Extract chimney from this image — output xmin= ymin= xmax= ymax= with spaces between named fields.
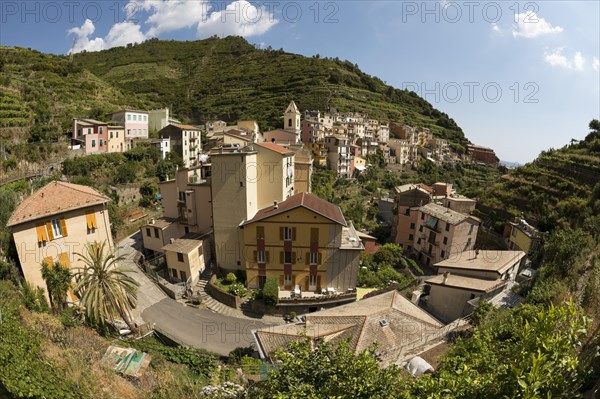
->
xmin=273 ymin=201 xmax=278 ymax=209
xmin=443 ymin=271 xmax=450 ymax=284
xmin=170 ymin=238 xmax=175 ymax=244
xmin=475 ymin=249 xmax=480 ymax=258
xmin=150 ymin=219 xmax=155 ymax=225
xmin=411 ymin=290 xmax=422 ymax=304
xmin=271 ymin=138 xmax=275 ymax=143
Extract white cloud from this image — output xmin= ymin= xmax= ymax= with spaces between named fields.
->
xmin=67 ymin=0 xmax=278 ymax=53
xmin=68 ymin=19 xmax=147 ymax=53
xmin=512 ymin=12 xmax=563 ymax=38
xmin=593 ymin=57 xmax=600 ymax=72
xmin=198 ymin=0 xmax=279 ymax=38
xmin=491 ymin=23 xmax=502 ymax=35
xmin=544 ymin=48 xmax=585 ymax=71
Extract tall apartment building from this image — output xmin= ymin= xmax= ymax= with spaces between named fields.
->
xmin=467 ymin=144 xmax=498 ymax=165
xmin=210 ymin=142 xmax=295 ymax=271
xmin=158 ymin=124 xmax=202 ymax=168
xmin=324 ymin=135 xmax=353 ymax=177
xmin=412 ymin=203 xmax=480 ymax=266
xmin=391 ymin=184 xmax=433 ymax=250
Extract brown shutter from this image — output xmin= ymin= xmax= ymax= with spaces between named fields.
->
xmin=266 ymin=251 xmax=270 ymax=263
xmin=292 ymin=227 xmax=297 ymax=241
xmin=292 ymin=275 xmax=296 ymax=286
xmin=60 ymin=218 xmax=68 ymax=237
xmin=317 ymin=276 xmax=322 ymax=291
xmin=311 ymin=228 xmax=318 ymax=242
xmin=59 ymin=252 xmax=71 ymax=269
xmin=42 ymin=256 xmax=53 ymax=267
xmin=46 ymin=221 xmax=54 ymax=241
xmin=279 ymin=275 xmax=284 ymax=287
xmin=318 ymin=252 xmax=323 ymax=265
xmin=253 ymin=250 xmax=257 ymax=262
xmin=279 ymin=227 xmax=284 ymax=240
xmin=304 ymin=276 xmax=309 ymax=291
xmin=305 ymin=252 xmax=310 ymax=265
xmin=279 ymin=251 xmax=284 ymax=264
xmin=292 ymin=252 xmax=296 ymax=264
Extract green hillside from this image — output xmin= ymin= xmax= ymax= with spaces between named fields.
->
xmin=72 ymin=36 xmax=467 ymax=145
xmin=0 ymin=46 xmax=157 ymax=143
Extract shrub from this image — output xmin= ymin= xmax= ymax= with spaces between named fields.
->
xmin=263 ymin=278 xmax=279 ymax=305
xmin=224 ymin=272 xmax=237 ymax=284
xmin=229 ymin=283 xmax=247 ymax=298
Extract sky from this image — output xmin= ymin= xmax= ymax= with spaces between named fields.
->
xmin=1 ymin=1 xmax=599 ymax=163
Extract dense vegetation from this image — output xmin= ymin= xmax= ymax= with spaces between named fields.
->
xmin=250 ymin=302 xmax=598 ymax=398
xmin=72 ymin=36 xmax=467 ymax=146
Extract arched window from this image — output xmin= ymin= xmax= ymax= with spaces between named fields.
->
xmin=288 ymin=119 xmax=292 ymax=127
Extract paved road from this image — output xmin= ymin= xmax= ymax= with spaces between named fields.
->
xmin=142 ymin=298 xmax=272 ymax=356
xmin=116 ymin=232 xmax=167 ymax=324
xmin=118 ymin=232 xmax=276 ymax=355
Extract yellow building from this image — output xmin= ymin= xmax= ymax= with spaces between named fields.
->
xmin=305 ymin=141 xmax=327 ymax=166
xmin=162 ymin=234 xmax=211 ymax=284
xmin=241 ymin=192 xmax=363 ymax=294
xmin=504 ymin=219 xmax=542 ymax=254
xmin=7 ymin=181 xmax=114 ymax=298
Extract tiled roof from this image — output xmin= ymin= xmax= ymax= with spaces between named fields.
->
xmin=419 ymin=202 xmax=474 ymax=225
xmin=426 ymin=274 xmax=506 ymax=292
xmin=253 ymin=290 xmax=445 ymax=362
xmin=7 ymin=181 xmax=111 ymax=227
xmin=243 ymin=192 xmax=346 ymax=226
xmin=434 ymin=250 xmax=526 ymax=274
xmin=254 ymin=142 xmax=294 ymax=155
xmin=172 ymin=123 xmax=201 ymax=131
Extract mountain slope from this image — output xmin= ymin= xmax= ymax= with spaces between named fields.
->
xmin=73 ymin=36 xmax=467 ymax=145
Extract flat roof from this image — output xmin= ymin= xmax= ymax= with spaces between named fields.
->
xmin=426 ymin=274 xmax=506 ymax=292
xmin=162 ymin=237 xmax=203 ymax=253
xmin=434 ymin=250 xmax=526 ymax=274
xmin=419 ymin=202 xmax=475 ymax=225
xmin=143 ymin=217 xmax=176 ymax=230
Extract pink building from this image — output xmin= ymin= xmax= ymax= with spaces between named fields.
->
xmin=72 ymin=118 xmax=109 ymax=154
xmin=106 ymin=109 xmax=149 ymax=140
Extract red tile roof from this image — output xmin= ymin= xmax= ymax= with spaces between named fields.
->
xmin=7 ymin=181 xmax=111 ymax=227
xmin=172 ymin=123 xmax=201 ymax=131
xmin=244 ymin=192 xmax=346 ymax=226
xmin=255 ymin=142 xmax=294 ymax=155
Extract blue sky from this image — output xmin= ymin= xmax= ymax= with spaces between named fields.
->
xmin=1 ymin=1 xmax=599 ymax=163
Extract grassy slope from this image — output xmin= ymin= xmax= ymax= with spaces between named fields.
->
xmin=72 ymin=36 xmax=468 ymax=145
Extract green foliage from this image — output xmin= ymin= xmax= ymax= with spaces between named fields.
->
xmin=20 ymin=281 xmax=49 ymax=313
xmin=0 ymin=281 xmax=79 ymax=398
xmin=130 ymin=336 xmax=217 ymax=379
xmin=224 ymin=272 xmax=237 ymax=284
xmin=543 ymin=228 xmax=593 ymax=277
xmin=358 ymin=244 xmax=414 ymax=288
xmin=252 ymin=338 xmax=408 ymax=398
xmin=40 ymin=261 xmax=71 ymax=313
xmin=262 ymin=278 xmax=279 ymax=306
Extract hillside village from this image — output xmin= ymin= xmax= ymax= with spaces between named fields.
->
xmin=0 ymin=41 xmax=598 ymax=399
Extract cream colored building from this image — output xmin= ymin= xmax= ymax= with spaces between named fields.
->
xmin=107 ymin=125 xmax=125 ymax=153
xmin=163 ymin=235 xmax=211 ymax=284
xmin=210 ymin=142 xmax=295 ymax=271
xmin=7 ymin=181 xmax=113 ymax=299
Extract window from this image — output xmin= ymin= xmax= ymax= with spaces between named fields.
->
xmin=154 ymin=228 xmax=159 ymax=238
xmin=409 ymin=234 xmax=414 ymax=241
xmin=177 ymin=253 xmax=184 ymax=263
xmin=419 ymin=226 xmax=423 ymax=232
xmin=87 ymin=128 xmax=91 ymax=134
xmin=405 ymin=208 xmax=410 ymax=216
xmin=445 ymin=223 xmax=450 ymax=232
xmin=110 ymin=131 xmax=113 ymax=139
xmin=417 ymin=238 xmax=422 ymax=245
xmin=410 ymin=223 xmax=415 ymax=230
xmin=180 ymin=271 xmax=187 ymax=282
xmin=127 ymin=115 xmax=131 ymax=121
xmin=184 ymin=227 xmax=189 ymax=234
xmin=421 ymin=213 xmax=425 ymax=220
xmin=51 ymin=218 xmax=63 ymax=238
xmin=309 ymin=274 xmax=317 ymax=287
xmin=99 ymin=139 xmax=103 ymax=147
xmin=283 ymin=227 xmax=293 ymax=241
xmin=171 ymin=268 xmax=178 ymax=278
xmin=99 ymin=127 xmax=103 ymax=134
xmin=443 ymin=236 xmax=448 ymax=245
xmin=146 ymin=228 xmax=151 ymax=237
xmin=284 ymin=273 xmax=292 ymax=286
xmin=92 ymin=140 xmax=96 ymax=148
xmin=288 ymin=119 xmax=292 ymax=127
xmin=257 ymin=250 xmax=266 ymax=263
xmin=143 ymin=115 xmax=147 ymax=121
xmin=256 ymin=226 xmax=265 ymax=239
xmin=133 ymin=115 xmax=137 ymax=121
xmin=441 ymin=250 xmax=446 ymax=258
xmin=284 ymin=251 xmax=292 ymax=264
xmin=310 ymin=252 xmax=318 ymax=265
xmin=469 ymin=224 xmax=474 ymax=235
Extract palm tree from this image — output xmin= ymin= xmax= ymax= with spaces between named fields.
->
xmin=74 ymin=240 xmax=139 ymax=333
xmin=41 ymin=260 xmax=71 ymax=313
